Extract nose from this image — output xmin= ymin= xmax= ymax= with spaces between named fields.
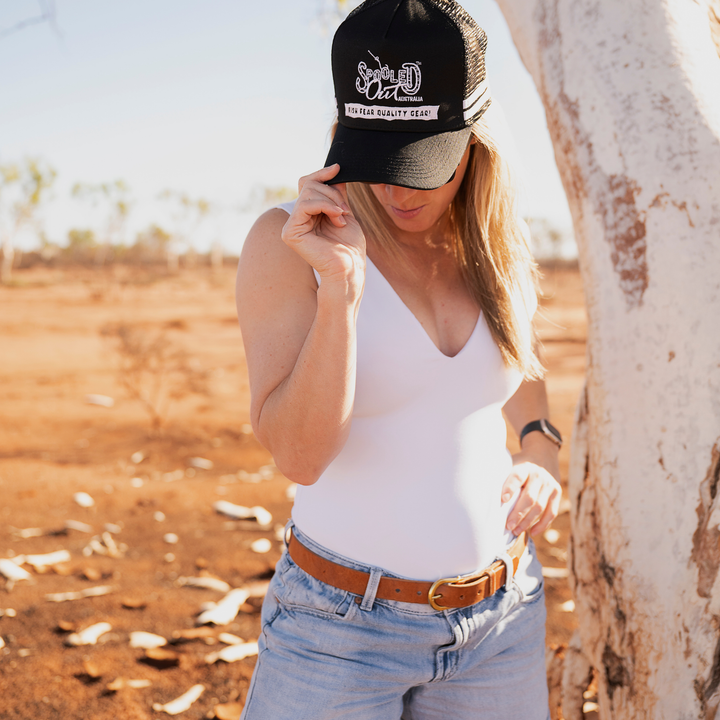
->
xmin=382 ymin=184 xmax=419 ymax=206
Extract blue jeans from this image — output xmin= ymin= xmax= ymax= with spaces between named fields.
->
xmin=241 ymin=524 xmax=549 ymax=719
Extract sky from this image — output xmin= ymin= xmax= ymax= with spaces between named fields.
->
xmin=0 ymin=0 xmax=573 ymax=255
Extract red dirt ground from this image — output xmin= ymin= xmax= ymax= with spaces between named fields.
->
xmin=0 ymin=263 xmax=586 ymax=719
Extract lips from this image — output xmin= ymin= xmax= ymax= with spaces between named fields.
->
xmin=390 ymin=205 xmax=425 ymax=220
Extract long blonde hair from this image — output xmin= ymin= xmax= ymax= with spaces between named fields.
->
xmin=344 ymin=115 xmax=543 ymax=379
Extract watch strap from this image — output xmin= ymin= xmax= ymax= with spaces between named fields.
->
xmin=519 ymin=419 xmax=562 ymax=448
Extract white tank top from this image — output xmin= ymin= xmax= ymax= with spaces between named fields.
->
xmin=274 ymin=201 xmax=536 ymax=579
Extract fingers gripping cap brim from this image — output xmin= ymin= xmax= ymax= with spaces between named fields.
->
xmin=324 ymin=124 xmax=473 ymax=190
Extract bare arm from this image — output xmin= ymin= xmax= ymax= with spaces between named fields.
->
xmin=236 ymin=165 xmax=365 ymax=485
xmin=501 ymin=372 xmax=562 ymax=536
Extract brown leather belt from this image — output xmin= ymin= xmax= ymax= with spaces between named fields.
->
xmin=287 ymin=530 xmax=528 ymax=611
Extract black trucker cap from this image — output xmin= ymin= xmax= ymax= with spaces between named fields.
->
xmin=324 ymin=0 xmax=491 ymax=190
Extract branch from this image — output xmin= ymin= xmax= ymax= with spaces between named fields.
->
xmin=0 ymin=0 xmax=59 ymax=40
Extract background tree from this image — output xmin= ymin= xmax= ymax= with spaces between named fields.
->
xmin=71 ymin=179 xmax=131 ymax=266
xmin=131 ymin=224 xmax=172 ymax=265
xmin=525 ymin=216 xmax=569 ymax=261
xmin=0 ymin=0 xmax=58 ymax=40
xmin=492 ymin=0 xmax=720 ymax=717
xmin=0 ymin=158 xmax=56 ymax=283
xmin=158 ymin=191 xmax=211 ymax=270
xmin=64 ymin=227 xmax=97 ymax=264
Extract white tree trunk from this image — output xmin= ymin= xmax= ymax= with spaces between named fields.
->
xmin=495 ymin=0 xmax=720 ymax=717
xmin=210 ymin=241 xmax=224 ymax=271
xmin=1 ymin=239 xmax=14 ymax=284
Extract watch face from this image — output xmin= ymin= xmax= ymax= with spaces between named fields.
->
xmin=541 ymin=419 xmax=562 ymax=445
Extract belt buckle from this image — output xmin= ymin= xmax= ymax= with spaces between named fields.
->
xmin=428 ymin=571 xmax=490 ymax=612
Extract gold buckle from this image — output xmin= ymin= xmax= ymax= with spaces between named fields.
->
xmin=428 ymin=576 xmax=457 ymax=611
xmin=428 ymin=571 xmax=490 ymax=611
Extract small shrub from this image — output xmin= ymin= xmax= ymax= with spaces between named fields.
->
xmin=102 ymin=323 xmax=208 ymax=433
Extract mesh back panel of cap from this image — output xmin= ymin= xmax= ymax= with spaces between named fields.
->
xmin=425 ymin=0 xmax=488 ymax=101
xmin=344 ymin=0 xmax=488 ymax=109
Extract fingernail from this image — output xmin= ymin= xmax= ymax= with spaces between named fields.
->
xmin=501 ymin=492 xmax=511 ymax=502
xmin=337 ymin=216 xmax=347 ymax=226
xmin=341 ymin=203 xmax=350 ymax=212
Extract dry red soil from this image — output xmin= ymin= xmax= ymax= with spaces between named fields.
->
xmin=0 ymin=263 xmax=586 ymax=719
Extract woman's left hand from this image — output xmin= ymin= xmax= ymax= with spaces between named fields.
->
xmin=501 ymin=441 xmax=562 ymax=537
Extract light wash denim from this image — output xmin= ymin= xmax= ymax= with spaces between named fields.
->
xmin=241 ymin=523 xmax=550 ymax=720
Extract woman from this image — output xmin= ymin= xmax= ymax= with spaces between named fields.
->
xmin=236 ymin=1 xmax=561 ymax=718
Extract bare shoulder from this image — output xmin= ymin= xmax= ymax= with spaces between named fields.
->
xmin=237 ymin=208 xmax=317 ymax=316
xmin=237 ymin=208 xmax=315 ymax=293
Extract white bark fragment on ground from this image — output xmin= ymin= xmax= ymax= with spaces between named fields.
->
xmin=22 ymin=550 xmax=72 ymax=571
xmin=65 ymin=520 xmax=93 ymax=533
xmin=196 ymin=588 xmax=249 ymax=625
xmin=83 ymin=533 xmax=124 ymax=558
xmin=66 ymin=622 xmax=112 ymax=646
xmin=152 ymin=684 xmax=205 ymax=715
xmin=85 ymin=394 xmax=114 ymax=408
xmin=107 ymin=677 xmax=151 ymax=691
xmin=213 ymin=500 xmax=272 ymax=528
xmin=73 ymin=492 xmax=95 ymax=508
xmin=205 ymin=641 xmax=259 ymax=664
xmin=189 ymin=457 xmax=213 ymax=470
xmin=250 ymin=538 xmax=272 ymax=554
xmin=244 ymin=580 xmax=271 ymax=599
xmin=9 ymin=527 xmax=46 ymax=539
xmin=541 ymin=567 xmax=569 ymax=578
xmin=46 ymin=585 xmax=114 ymax=602
xmin=0 ymin=559 xmax=32 ymax=582
xmin=177 ymin=576 xmax=231 ymax=593
xmin=172 ymin=626 xmax=215 ymax=640
xmin=129 ymin=631 xmax=167 ymax=649
xmin=214 ymin=702 xmax=244 ymax=720
xmin=218 ymin=632 xmax=244 ymax=645
xmin=544 ymin=529 xmax=560 ymax=544
xmin=145 ymin=647 xmax=179 ymax=663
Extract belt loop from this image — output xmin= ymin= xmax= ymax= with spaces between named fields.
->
xmin=360 ymin=567 xmax=383 ymax=611
xmin=497 ymin=552 xmax=515 ymax=592
xmin=284 ymin=520 xmax=294 ymax=550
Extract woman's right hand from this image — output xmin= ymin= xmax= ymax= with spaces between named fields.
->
xmin=281 ymin=164 xmax=366 ymax=286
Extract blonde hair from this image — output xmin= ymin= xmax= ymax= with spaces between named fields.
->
xmin=344 ymin=115 xmax=543 ymax=379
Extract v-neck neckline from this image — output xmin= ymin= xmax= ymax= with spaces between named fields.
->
xmin=365 ymin=255 xmax=481 ymax=359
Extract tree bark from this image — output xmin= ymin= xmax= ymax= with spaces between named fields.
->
xmin=494 ymin=0 xmax=720 ymax=717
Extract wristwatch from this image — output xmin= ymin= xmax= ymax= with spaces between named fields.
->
xmin=519 ymin=419 xmax=563 ymax=448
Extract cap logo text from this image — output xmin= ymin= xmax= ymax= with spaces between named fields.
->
xmin=356 ymin=52 xmax=422 ymax=102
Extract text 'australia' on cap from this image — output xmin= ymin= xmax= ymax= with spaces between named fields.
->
xmin=325 ymin=0 xmax=492 ymax=190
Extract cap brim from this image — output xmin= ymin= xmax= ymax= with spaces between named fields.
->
xmin=324 ymin=123 xmax=473 ymax=190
